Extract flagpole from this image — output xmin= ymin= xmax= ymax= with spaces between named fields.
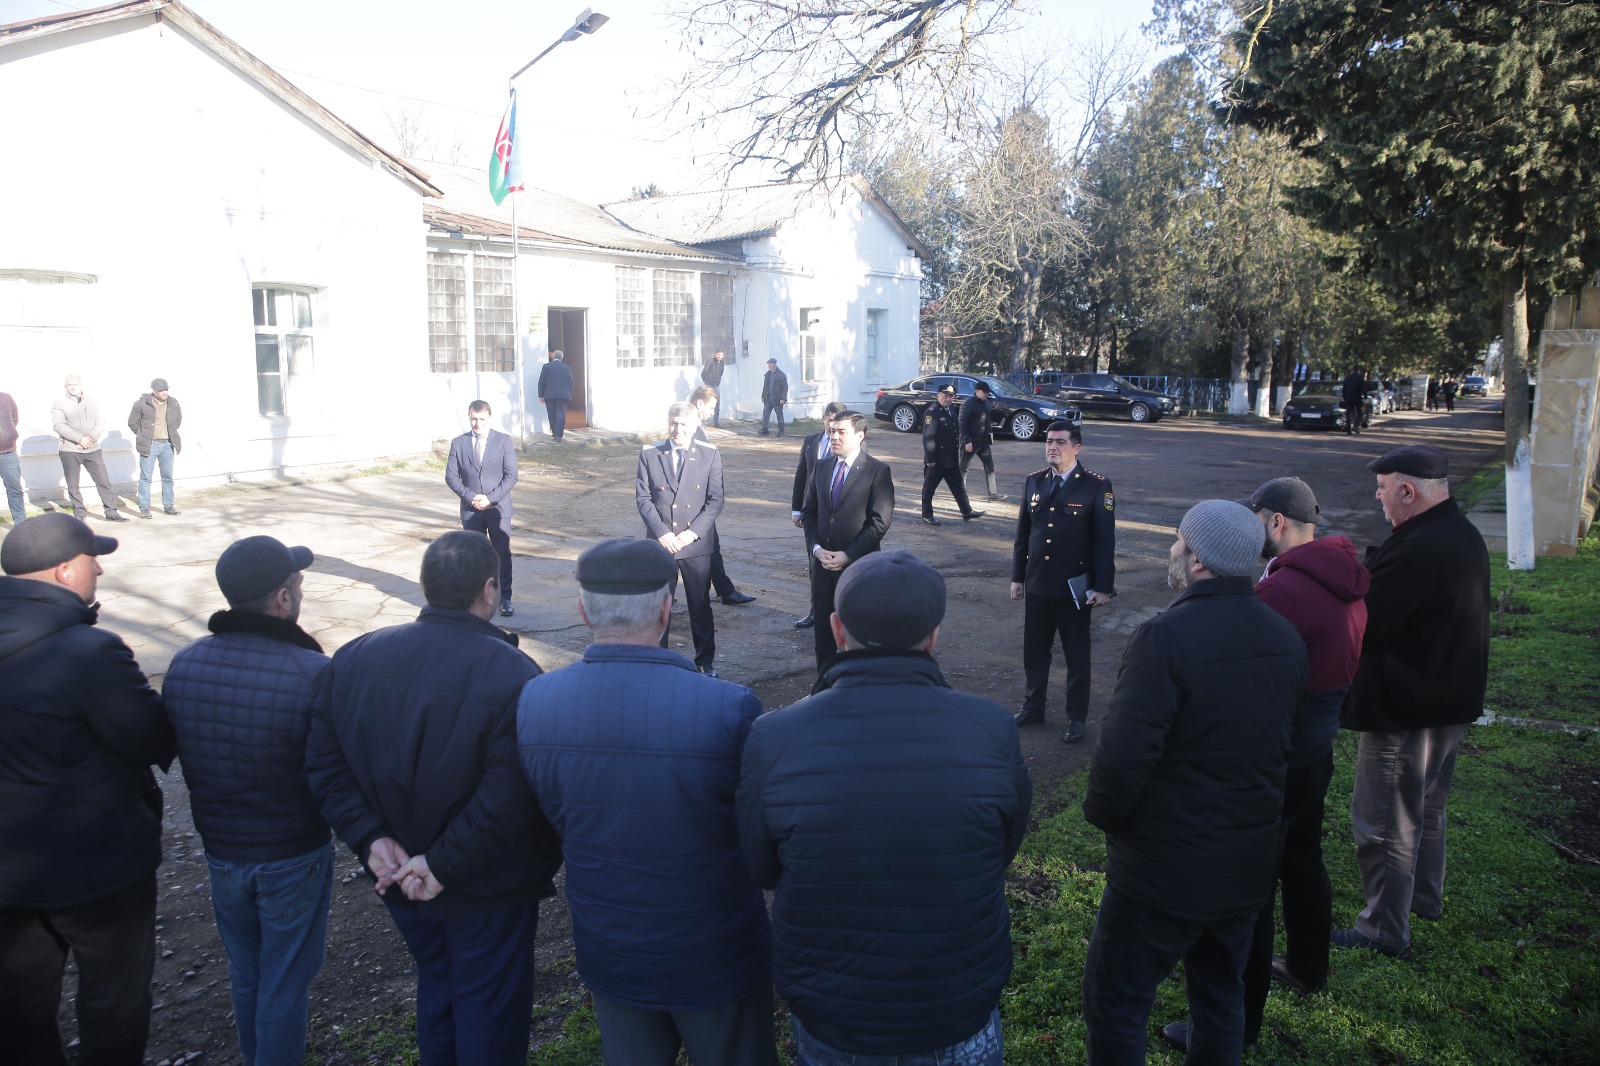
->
xmin=502 ymin=8 xmax=610 ymax=452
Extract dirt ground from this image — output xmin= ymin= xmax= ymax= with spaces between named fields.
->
xmin=53 ymin=399 xmax=1507 ymax=1064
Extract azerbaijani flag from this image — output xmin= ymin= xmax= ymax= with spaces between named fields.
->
xmin=489 ymin=89 xmax=523 ymax=205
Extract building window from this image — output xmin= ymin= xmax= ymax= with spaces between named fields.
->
xmin=616 ymin=266 xmax=646 ymax=368
xmin=0 ymin=271 xmax=96 ymax=326
xmin=652 ymin=270 xmax=695 ymax=367
xmin=428 ymin=253 xmax=467 ymax=373
xmin=252 ymin=286 xmax=316 ymax=417
xmin=865 ymin=308 xmax=885 ymax=379
xmin=800 ymin=306 xmax=822 ymax=382
xmin=473 ymin=257 xmax=514 ymax=372
xmin=700 ymin=273 xmax=734 ymax=363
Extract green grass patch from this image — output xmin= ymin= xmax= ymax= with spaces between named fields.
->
xmin=1486 ymin=531 xmax=1600 ymax=724
xmin=1455 ymin=460 xmax=1507 ymax=513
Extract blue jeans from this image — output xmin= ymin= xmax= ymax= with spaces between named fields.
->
xmin=1082 ymin=884 xmax=1255 ymax=1065
xmin=206 ymin=844 xmax=333 ymax=1066
xmin=137 ymin=440 xmax=175 ymax=512
xmin=791 ymin=1008 xmax=1002 ymax=1066
xmin=0 ymin=450 xmax=24 ymax=522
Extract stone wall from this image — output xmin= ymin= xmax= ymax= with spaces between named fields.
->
xmin=1533 ymin=285 xmax=1600 ymax=556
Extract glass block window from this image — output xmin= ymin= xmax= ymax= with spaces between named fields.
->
xmin=699 ymin=273 xmax=734 ymax=363
xmin=652 ymin=269 xmax=695 ymax=367
xmin=473 ymin=256 xmax=514 ymax=373
xmin=616 ymin=266 xmax=646 ymax=368
xmin=427 ymin=253 xmax=467 ymax=373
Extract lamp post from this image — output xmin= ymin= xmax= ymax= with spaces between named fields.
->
xmin=508 ymin=8 xmax=609 ymax=448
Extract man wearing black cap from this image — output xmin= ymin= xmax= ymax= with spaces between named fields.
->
xmin=128 ymin=377 xmax=183 ymax=518
xmin=920 ymin=385 xmax=983 ymax=524
xmin=162 ymin=536 xmax=331 ymax=1066
xmin=759 ymin=356 xmax=788 ymax=436
xmin=738 ymin=550 xmax=1030 ymax=1065
xmin=0 ymin=513 xmax=176 ymax=1063
xmin=1083 ymin=501 xmax=1306 ymax=1065
xmin=305 ymin=530 xmax=561 ymax=1064
xmin=518 ymin=538 xmax=776 ymax=1066
xmin=1334 ymin=444 xmax=1489 ymax=960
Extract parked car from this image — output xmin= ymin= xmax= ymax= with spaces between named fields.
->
xmin=873 ymin=374 xmax=1081 ymax=442
xmin=1461 ymin=375 xmax=1490 ymax=397
xmin=1282 ymin=390 xmax=1370 ymax=431
xmin=1032 ymin=372 xmax=1180 ymax=423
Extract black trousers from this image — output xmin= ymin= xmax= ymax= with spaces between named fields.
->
xmin=709 ymin=547 xmax=736 ymax=599
xmin=961 ymin=439 xmax=998 ymax=498
xmin=661 ymin=553 xmax=715 ymax=668
xmin=0 ymin=874 xmax=158 ymax=1066
xmin=59 ymin=449 xmax=119 ymax=515
xmin=1022 ymin=593 xmax=1092 ymax=724
xmin=462 ymin=509 xmax=514 ymax=601
xmin=921 ymin=463 xmax=973 ymax=517
xmin=809 ymin=559 xmax=844 ymax=669
xmin=592 ymin=984 xmax=779 ymax=1066
xmin=544 ymin=399 xmax=569 ymax=441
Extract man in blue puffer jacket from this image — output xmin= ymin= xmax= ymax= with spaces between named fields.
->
xmin=738 ymin=550 xmax=1031 ymax=1065
xmin=164 ymin=535 xmax=331 ymax=1066
xmin=518 ymin=538 xmax=776 ymax=1066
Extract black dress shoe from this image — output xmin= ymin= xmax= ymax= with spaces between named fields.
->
xmin=163 ymin=508 xmax=182 ymax=516
xmin=1013 ymin=709 xmax=1045 ymax=727
xmin=1160 ymin=1021 xmax=1189 ymax=1052
xmin=699 ymin=666 xmax=719 ymax=678
xmin=720 ymin=591 xmax=756 ymax=605
xmin=104 ymin=511 xmax=128 ymax=523
xmin=1061 ymin=720 xmax=1086 ymax=743
xmin=498 ymin=602 xmax=515 ymax=617
xmin=963 ymin=510 xmax=986 ymax=522
xmin=794 ymin=613 xmax=814 ymax=629
xmin=921 ymin=515 xmax=942 ymax=525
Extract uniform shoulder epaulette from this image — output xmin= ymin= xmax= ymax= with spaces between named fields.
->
xmin=1028 ymin=466 xmax=1052 ymax=478
xmin=1080 ymin=468 xmax=1108 ymax=481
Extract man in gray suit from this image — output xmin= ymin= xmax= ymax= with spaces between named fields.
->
xmin=537 ymin=351 xmax=575 ymax=443
xmin=636 ymin=402 xmax=725 ymax=676
xmin=444 ymin=400 xmax=519 ymax=616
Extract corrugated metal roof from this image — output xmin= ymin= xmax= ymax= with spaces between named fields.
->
xmin=417 ymin=160 xmax=735 ymax=262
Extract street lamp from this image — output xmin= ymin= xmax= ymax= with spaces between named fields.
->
xmin=507 ymin=8 xmax=609 ymax=448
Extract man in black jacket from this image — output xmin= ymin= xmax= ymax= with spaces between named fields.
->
xmin=536 ymin=350 xmax=574 ymax=442
xmin=1334 ymin=444 xmax=1489 ymax=960
xmin=1341 ymin=367 xmax=1366 ymax=435
xmin=127 ymin=377 xmax=183 ymax=518
xmin=0 ymin=513 xmax=176 ymax=1065
xmin=759 ymin=357 xmax=788 ymax=436
xmin=306 ymin=531 xmax=561 ymax=1065
xmin=164 ymin=535 xmax=331 ymax=1066
xmin=960 ymin=380 xmax=1004 ymax=502
xmin=789 ymin=401 xmax=848 ymax=628
xmin=738 ymin=550 xmax=1030 ymax=1063
xmin=1082 ymin=500 xmax=1306 ymax=1065
xmin=920 ymin=385 xmax=982 ymax=524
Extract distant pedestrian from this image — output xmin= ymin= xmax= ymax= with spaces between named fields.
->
xmin=1 ymin=387 xmax=25 ymax=523
xmin=537 ymin=350 xmax=574 ymax=442
xmin=127 ymin=377 xmax=183 ymax=518
xmin=1426 ymin=378 xmax=1440 ymax=411
xmin=0 ymin=513 xmax=176 ymax=1064
xmin=51 ymin=374 xmax=127 ymax=522
xmin=1442 ymin=378 xmax=1458 ymax=412
xmin=700 ymin=350 xmax=726 ymax=427
xmin=920 ymin=385 xmax=983 ymax=524
xmin=519 ymin=538 xmax=778 ymax=1066
xmin=738 ymin=550 xmax=1030 ymax=1065
xmin=961 ymin=380 xmax=1005 ymax=502
xmin=1341 ymin=367 xmax=1366 ymax=435
xmin=759 ymin=357 xmax=788 ymax=437
xmin=163 ymin=536 xmax=331 ymax=1066
xmin=305 ymin=531 xmax=562 ymax=1066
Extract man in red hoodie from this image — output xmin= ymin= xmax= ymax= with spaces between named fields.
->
xmin=1162 ymin=477 xmax=1369 ymax=1054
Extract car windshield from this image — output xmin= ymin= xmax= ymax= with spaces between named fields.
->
xmin=1466 ymin=377 xmax=1486 ymax=384
xmin=1109 ymin=375 xmax=1144 ymax=391
xmin=979 ymin=376 xmax=1029 ymax=397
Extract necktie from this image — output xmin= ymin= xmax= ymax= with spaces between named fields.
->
xmin=474 ymin=434 xmax=484 ymax=463
xmin=675 ymin=448 xmax=685 ymax=480
xmin=830 ymin=459 xmax=847 ymax=507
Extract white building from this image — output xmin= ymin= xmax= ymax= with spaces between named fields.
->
xmin=0 ymin=0 xmax=437 ymax=501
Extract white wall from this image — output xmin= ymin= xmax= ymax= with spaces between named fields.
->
xmin=0 ymin=15 xmax=428 ymax=500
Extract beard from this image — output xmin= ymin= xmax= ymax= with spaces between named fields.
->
xmin=1167 ymin=550 xmax=1190 ymax=591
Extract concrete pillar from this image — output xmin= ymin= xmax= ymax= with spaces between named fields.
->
xmin=1531 ymin=286 xmax=1600 ymax=557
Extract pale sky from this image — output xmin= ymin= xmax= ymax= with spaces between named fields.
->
xmin=0 ymin=0 xmax=1154 ymax=203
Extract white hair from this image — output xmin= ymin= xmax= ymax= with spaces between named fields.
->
xmin=1395 ymin=474 xmax=1449 ymax=501
xmin=580 ymin=585 xmax=673 ymax=633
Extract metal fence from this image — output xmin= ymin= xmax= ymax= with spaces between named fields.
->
xmin=994 ymin=372 xmax=1235 ymax=414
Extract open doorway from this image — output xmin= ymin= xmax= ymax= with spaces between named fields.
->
xmin=547 ymin=307 xmax=588 ymax=429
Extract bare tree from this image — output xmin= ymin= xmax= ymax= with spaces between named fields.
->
xmin=664 ymin=0 xmax=1023 ymax=181
xmin=384 ymin=104 xmax=472 ymax=165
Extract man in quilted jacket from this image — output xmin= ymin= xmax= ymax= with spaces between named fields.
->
xmin=163 ymin=536 xmax=331 ymax=1066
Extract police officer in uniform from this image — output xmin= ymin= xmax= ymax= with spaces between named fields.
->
xmin=960 ymin=381 xmax=1005 ymax=503
xmin=921 ymin=386 xmax=983 ymax=525
xmin=1010 ymin=422 xmax=1115 ymax=743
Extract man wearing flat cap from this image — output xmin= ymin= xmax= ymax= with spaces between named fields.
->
xmin=738 ymin=550 xmax=1031 ymax=1064
xmin=128 ymin=377 xmax=183 ymax=518
xmin=518 ymin=539 xmax=777 ymax=1065
xmin=1333 ymin=444 xmax=1488 ymax=960
xmin=760 ymin=356 xmax=788 ymax=437
xmin=306 ymin=530 xmax=561 ymax=1064
xmin=0 ymin=513 xmax=176 ymax=1062
xmin=1083 ymin=501 xmax=1306 ymax=1064
xmin=163 ymin=536 xmax=331 ymax=1065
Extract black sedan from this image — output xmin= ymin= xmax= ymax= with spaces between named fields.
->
xmin=1282 ymin=391 xmax=1368 ymax=431
xmin=1461 ymin=376 xmax=1490 ymax=397
xmin=873 ymin=373 xmax=1081 ymax=442
xmin=1033 ymin=372 xmax=1179 ymax=423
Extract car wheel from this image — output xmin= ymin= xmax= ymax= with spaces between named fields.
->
xmin=1129 ymin=402 xmax=1152 ymax=423
xmin=1282 ymin=412 xmax=1294 ymax=429
xmin=1009 ymin=411 xmax=1039 ymax=442
xmin=891 ymin=403 xmax=919 ymax=432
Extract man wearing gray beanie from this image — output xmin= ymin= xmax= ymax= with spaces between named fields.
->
xmin=1082 ymin=500 xmax=1307 ymax=1064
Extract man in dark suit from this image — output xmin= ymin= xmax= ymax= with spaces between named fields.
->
xmin=760 ymin=357 xmax=788 ymax=437
xmin=1010 ymin=422 xmax=1115 ymax=744
xmin=1341 ymin=367 xmax=1366 ymax=435
xmin=801 ymin=411 xmax=894 ymax=669
xmin=921 ymin=386 xmax=982 ymax=525
xmin=700 ymin=350 xmax=726 ymax=427
xmin=444 ymin=400 xmax=518 ymax=617
xmin=789 ymin=401 xmax=849 ymax=629
xmin=689 ymin=386 xmax=756 ymax=607
xmin=537 ymin=351 xmax=575 ymax=442
xmin=636 ymin=402 xmax=725 ymax=675
xmin=961 ymin=381 xmax=1005 ymax=502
